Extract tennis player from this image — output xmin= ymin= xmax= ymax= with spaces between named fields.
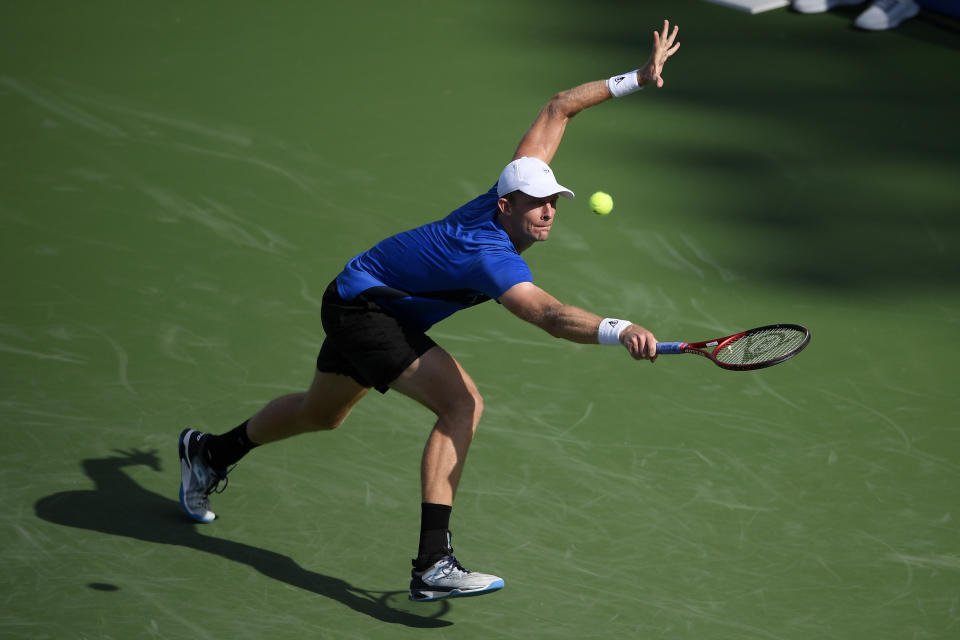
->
xmin=179 ymin=20 xmax=679 ymax=602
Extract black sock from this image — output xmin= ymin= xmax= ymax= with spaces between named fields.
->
xmin=203 ymin=421 xmax=259 ymax=469
xmin=415 ymin=503 xmax=452 ymax=570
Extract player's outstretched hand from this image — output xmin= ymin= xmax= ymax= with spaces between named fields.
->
xmin=639 ymin=19 xmax=680 ymax=88
xmin=620 ymin=324 xmax=658 ymax=362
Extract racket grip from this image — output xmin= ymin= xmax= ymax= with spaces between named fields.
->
xmin=655 ymin=342 xmax=687 ymax=354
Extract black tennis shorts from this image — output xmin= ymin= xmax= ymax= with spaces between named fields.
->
xmin=316 ymin=280 xmax=436 ymax=393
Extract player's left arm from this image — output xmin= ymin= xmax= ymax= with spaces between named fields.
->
xmin=511 ymin=19 xmax=680 ymax=165
xmin=498 ymin=281 xmax=657 ymax=361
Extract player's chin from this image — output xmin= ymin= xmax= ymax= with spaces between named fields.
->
xmin=532 ymin=226 xmax=552 ymax=241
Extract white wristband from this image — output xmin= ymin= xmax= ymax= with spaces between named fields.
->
xmin=607 ymin=70 xmax=641 ymax=98
xmin=598 ymin=318 xmax=633 ymax=346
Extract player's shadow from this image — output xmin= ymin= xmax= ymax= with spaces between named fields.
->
xmin=33 ymin=449 xmax=451 ymax=628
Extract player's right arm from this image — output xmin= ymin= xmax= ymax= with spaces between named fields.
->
xmin=498 ymin=282 xmax=657 ymax=361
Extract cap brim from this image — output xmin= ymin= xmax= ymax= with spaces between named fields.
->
xmin=521 ymin=185 xmax=575 ymax=199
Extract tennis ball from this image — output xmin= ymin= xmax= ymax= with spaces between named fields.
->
xmin=589 ymin=191 xmax=613 ymax=215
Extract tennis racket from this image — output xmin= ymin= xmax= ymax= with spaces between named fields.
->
xmin=656 ymin=324 xmax=810 ymax=371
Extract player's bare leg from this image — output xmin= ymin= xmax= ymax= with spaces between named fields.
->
xmin=246 ymin=370 xmax=370 ymax=444
xmin=179 ymin=371 xmax=368 ymax=523
xmin=390 ymin=346 xmax=503 ymax=601
xmin=390 ymin=346 xmax=482 ymax=505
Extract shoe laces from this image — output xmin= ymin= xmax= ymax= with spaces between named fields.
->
xmin=195 ymin=463 xmax=231 ymax=496
xmin=208 ymin=469 xmax=230 ymax=495
xmin=439 ymin=555 xmax=468 ymax=576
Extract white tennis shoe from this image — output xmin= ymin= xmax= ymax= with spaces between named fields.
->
xmin=854 ymin=0 xmax=919 ymax=30
xmin=409 ymin=555 xmax=504 ymax=602
xmin=178 ymin=428 xmax=228 ymax=523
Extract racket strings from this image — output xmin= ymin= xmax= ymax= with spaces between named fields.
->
xmin=715 ymin=327 xmax=807 ymax=365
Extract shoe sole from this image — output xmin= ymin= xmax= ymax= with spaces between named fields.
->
xmin=178 ymin=428 xmax=215 ymax=524
xmin=409 ymin=578 xmax=504 ymax=602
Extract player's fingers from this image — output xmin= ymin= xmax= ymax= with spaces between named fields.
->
xmin=661 ymin=26 xmax=672 ymax=48
xmin=632 ymin=334 xmax=648 ymax=360
xmin=643 ymin=332 xmax=660 ymax=361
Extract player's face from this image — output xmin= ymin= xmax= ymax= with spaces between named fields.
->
xmin=501 ymin=192 xmax=559 ymax=250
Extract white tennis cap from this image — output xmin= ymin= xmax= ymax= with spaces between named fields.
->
xmin=497 ymin=156 xmax=575 ymax=199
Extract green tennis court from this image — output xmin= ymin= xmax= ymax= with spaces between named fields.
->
xmin=2 ymin=1 xmax=958 ymax=637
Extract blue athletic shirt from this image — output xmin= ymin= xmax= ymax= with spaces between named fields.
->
xmin=335 ymin=184 xmax=532 ymax=331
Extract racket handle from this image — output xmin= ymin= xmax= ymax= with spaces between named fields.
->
xmin=655 ymin=342 xmax=687 ymax=354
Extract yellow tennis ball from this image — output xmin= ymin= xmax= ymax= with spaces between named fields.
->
xmin=589 ymin=191 xmax=613 ymax=215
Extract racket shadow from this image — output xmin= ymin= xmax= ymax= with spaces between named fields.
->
xmin=33 ymin=448 xmax=451 ymax=629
